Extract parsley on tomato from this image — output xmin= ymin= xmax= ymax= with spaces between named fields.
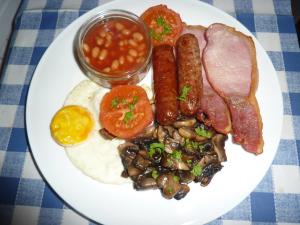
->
xmin=100 ymin=85 xmax=153 ymax=139
xmin=141 ymin=4 xmax=183 ymax=46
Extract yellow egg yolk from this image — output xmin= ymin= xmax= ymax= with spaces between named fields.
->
xmin=50 ymin=105 xmax=94 ymax=146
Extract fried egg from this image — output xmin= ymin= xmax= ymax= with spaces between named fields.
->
xmin=51 ymin=80 xmax=130 ymax=184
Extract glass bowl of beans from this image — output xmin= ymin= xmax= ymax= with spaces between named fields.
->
xmin=74 ymin=9 xmax=152 ymax=88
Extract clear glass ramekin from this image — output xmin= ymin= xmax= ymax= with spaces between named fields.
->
xmin=74 ymin=9 xmax=152 ymax=88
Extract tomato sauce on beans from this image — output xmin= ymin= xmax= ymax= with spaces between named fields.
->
xmin=82 ymin=18 xmax=148 ymax=76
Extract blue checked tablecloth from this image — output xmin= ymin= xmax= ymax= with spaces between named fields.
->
xmin=0 ymin=0 xmax=299 ymax=224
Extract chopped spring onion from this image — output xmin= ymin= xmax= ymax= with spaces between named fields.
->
xmin=178 ymin=85 xmax=191 ymax=101
xmin=191 ymin=164 xmax=202 ymax=177
xmin=195 ymin=124 xmax=213 ymax=138
xmin=148 ymin=143 xmax=165 ymax=158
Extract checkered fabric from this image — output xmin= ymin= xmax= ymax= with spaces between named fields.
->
xmin=0 ymin=0 xmax=299 ymax=224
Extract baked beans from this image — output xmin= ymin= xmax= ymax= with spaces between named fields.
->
xmin=82 ymin=17 xmax=149 ymax=76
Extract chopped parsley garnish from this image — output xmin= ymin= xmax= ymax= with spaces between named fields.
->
xmin=122 ymin=96 xmax=139 ymax=124
xmin=156 ymin=16 xmax=172 ymax=34
xmin=178 ymin=85 xmax=191 ymax=101
xmin=150 ymin=29 xmax=163 ymax=41
xmin=124 ymin=111 xmax=134 ymax=123
xmin=191 ymin=164 xmax=203 ymax=177
xmin=195 ymin=124 xmax=213 ymax=138
xmin=149 ymin=16 xmax=172 ymax=41
xmin=171 ymin=150 xmax=182 ymax=160
xmin=151 ymin=170 xmax=159 ymax=179
xmin=132 ymin=96 xmax=139 ymax=104
xmin=198 ymin=144 xmax=205 ymax=153
xmin=111 ymin=98 xmax=119 ymax=108
xmin=148 ymin=143 xmax=165 ymax=158
xmin=185 ymin=139 xmax=199 ymax=150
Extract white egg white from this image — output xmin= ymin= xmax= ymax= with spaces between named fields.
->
xmin=63 ymin=80 xmax=130 ymax=184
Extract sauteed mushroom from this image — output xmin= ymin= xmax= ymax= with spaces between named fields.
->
xmin=134 ymin=177 xmax=158 ymax=190
xmin=157 ymin=125 xmax=168 ymax=143
xmin=156 ymin=174 xmax=182 ymax=199
xmin=137 ymin=125 xmax=157 ymax=138
xmin=199 ymin=163 xmax=223 ymax=186
xmin=174 ymin=184 xmax=190 ymax=200
xmin=178 ymin=127 xmax=208 ymax=142
xmin=212 ymin=134 xmax=227 ymax=162
xmin=173 ymin=118 xmax=197 ymax=128
xmin=118 ymin=120 xmax=228 ymax=200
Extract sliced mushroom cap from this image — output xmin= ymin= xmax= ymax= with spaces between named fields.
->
xmin=138 ymin=149 xmax=148 ymax=158
xmin=178 ymin=127 xmax=194 ymax=139
xmin=133 ymin=154 xmax=152 ymax=170
xmin=212 ymin=134 xmax=228 ymax=162
xmin=172 ymin=130 xmax=185 ymax=145
xmin=161 ymin=155 xmax=190 ymax=171
xmin=176 ymin=161 xmax=190 ymax=170
xmin=177 ymin=170 xmax=195 ymax=184
xmin=178 ymin=127 xmax=208 ymax=142
xmin=156 ymin=174 xmax=182 ymax=199
xmin=118 ymin=142 xmax=139 ymax=167
xmin=164 ymin=137 xmax=180 ymax=153
xmin=118 ymin=142 xmax=139 ymax=153
xmin=173 ymin=118 xmax=197 ymax=128
xmin=157 ymin=126 xmax=168 ymax=143
xmin=131 ymin=137 xmax=157 ymax=151
xmin=121 ymin=170 xmax=129 ymax=178
xmin=164 ymin=125 xmax=176 ymax=136
xmin=174 ymin=184 xmax=190 ymax=200
xmin=127 ymin=166 xmax=143 ymax=177
xmin=134 ymin=177 xmax=158 ymax=190
xmin=199 ymin=163 xmax=223 ymax=186
xmin=137 ymin=125 xmax=157 ymax=138
xmin=199 ymin=154 xmax=218 ymax=168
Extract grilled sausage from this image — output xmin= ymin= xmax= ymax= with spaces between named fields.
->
xmin=176 ymin=33 xmax=202 ymax=116
xmin=153 ymin=45 xmax=179 ymax=125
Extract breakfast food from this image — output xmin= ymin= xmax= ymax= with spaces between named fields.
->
xmin=99 ymin=85 xmax=153 ymax=139
xmin=49 ymin=4 xmax=264 ymax=199
xmin=52 ymin=80 xmax=130 ymax=184
xmin=119 ymin=123 xmax=227 ymax=199
xmin=82 ymin=16 xmax=149 ymax=76
xmin=181 ymin=25 xmax=231 ymax=134
xmin=152 ymin=44 xmax=179 ymax=125
xmin=141 ymin=4 xmax=183 ymax=46
xmin=203 ymin=23 xmax=263 ymax=154
xmin=74 ymin=10 xmax=153 ymax=88
xmin=176 ymin=33 xmax=203 ymax=116
xmin=50 ymin=105 xmax=95 ymax=146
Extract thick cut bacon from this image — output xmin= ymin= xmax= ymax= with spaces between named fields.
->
xmin=203 ymin=23 xmax=263 ymax=154
xmin=181 ymin=25 xmax=231 ymax=134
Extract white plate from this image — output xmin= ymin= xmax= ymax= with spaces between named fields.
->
xmin=26 ymin=0 xmax=283 ymax=224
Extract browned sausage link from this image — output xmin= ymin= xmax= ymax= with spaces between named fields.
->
xmin=153 ymin=45 xmax=179 ymax=125
xmin=176 ymin=33 xmax=202 ymax=116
